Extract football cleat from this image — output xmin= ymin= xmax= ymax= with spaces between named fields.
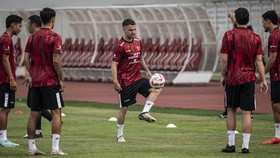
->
xmin=263 ymin=137 xmax=280 ymax=145
xmin=138 ymin=112 xmax=156 ymax=123
xmin=117 ymin=135 xmax=126 ymax=143
xmin=0 ymin=140 xmax=19 ymax=147
xmin=29 ymin=149 xmax=45 ymax=156
xmin=241 ymin=148 xmax=250 ymax=154
xmin=51 ymin=149 xmax=68 ymax=156
xmin=222 ymin=144 xmax=235 ymax=153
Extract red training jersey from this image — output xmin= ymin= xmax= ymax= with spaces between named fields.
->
xmin=112 ymin=37 xmax=142 ymax=86
xmin=220 ymin=27 xmax=263 ymax=85
xmin=25 ymin=28 xmax=62 ymax=87
xmin=268 ymin=28 xmax=280 ymax=81
xmin=0 ymin=32 xmax=16 ymax=84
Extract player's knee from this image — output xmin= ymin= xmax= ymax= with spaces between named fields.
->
xmin=150 ymin=88 xmax=162 ymax=95
xmin=0 ymin=108 xmax=11 ymax=113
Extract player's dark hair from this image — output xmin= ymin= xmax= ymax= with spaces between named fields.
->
xmin=247 ymin=25 xmax=253 ymax=31
xmin=29 ymin=15 xmax=42 ymax=27
xmin=262 ymin=10 xmax=278 ymax=25
xmin=122 ymin=19 xmax=136 ymax=27
xmin=234 ymin=8 xmax=249 ymax=25
xmin=40 ymin=7 xmax=56 ymax=25
xmin=6 ymin=14 xmax=23 ymax=28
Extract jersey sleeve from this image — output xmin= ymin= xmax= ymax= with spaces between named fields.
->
xmin=53 ymin=35 xmax=62 ymax=55
xmin=112 ymin=44 xmax=121 ymax=63
xmin=24 ymin=36 xmax=33 ymax=53
xmin=220 ymin=32 xmax=229 ymax=54
xmin=1 ymin=37 xmax=11 ymax=55
xmin=268 ymin=34 xmax=279 ymax=53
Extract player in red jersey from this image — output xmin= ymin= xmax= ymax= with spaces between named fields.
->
xmin=220 ymin=8 xmax=268 ymax=154
xmin=0 ymin=14 xmax=22 ymax=147
xmin=262 ymin=10 xmax=280 ymax=145
xmin=22 ymin=15 xmax=52 ymax=139
xmin=111 ymin=19 xmax=162 ymax=142
xmin=24 ymin=8 xmax=67 ymax=156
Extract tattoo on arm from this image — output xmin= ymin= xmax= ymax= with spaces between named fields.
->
xmin=53 ymin=53 xmax=64 ymax=81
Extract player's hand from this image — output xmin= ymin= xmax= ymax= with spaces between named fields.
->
xmin=255 ymin=74 xmax=261 ymax=84
xmin=59 ymin=81 xmax=65 ymax=92
xmin=146 ymin=71 xmax=152 ymax=78
xmin=9 ymin=79 xmax=17 ymax=91
xmin=227 ymin=10 xmax=234 ymax=18
xmin=260 ymin=81 xmax=268 ymax=94
xmin=22 ymin=77 xmax=32 ymax=87
xmin=113 ymin=81 xmax=122 ymax=92
xmin=220 ymin=76 xmax=226 ymax=87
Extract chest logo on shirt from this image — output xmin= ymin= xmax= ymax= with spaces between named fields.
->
xmin=5 ymin=46 xmax=10 ymax=51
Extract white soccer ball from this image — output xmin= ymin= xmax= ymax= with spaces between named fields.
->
xmin=149 ymin=73 xmax=165 ymax=88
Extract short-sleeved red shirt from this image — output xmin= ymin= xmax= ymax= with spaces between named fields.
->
xmin=267 ymin=28 xmax=280 ymax=81
xmin=112 ymin=37 xmax=142 ymax=86
xmin=220 ymin=27 xmax=263 ymax=85
xmin=25 ymin=28 xmax=62 ymax=87
xmin=0 ymin=32 xmax=16 ymax=84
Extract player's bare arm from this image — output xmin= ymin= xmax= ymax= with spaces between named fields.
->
xmin=220 ymin=53 xmax=228 ymax=87
xmin=111 ymin=61 xmax=122 ymax=92
xmin=53 ymin=53 xmax=65 ymax=91
xmin=256 ymin=54 xmax=268 ymax=94
xmin=2 ymin=53 xmax=17 ymax=91
xmin=264 ymin=52 xmax=277 ymax=74
xmin=23 ymin=52 xmax=32 ymax=87
xmin=140 ymin=58 xmax=152 ymax=78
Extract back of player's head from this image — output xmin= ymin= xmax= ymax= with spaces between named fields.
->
xmin=122 ymin=19 xmax=136 ymax=28
xmin=262 ymin=10 xmax=278 ymax=25
xmin=6 ymin=14 xmax=23 ymax=28
xmin=234 ymin=8 xmax=249 ymax=25
xmin=29 ymin=15 xmax=42 ymax=28
xmin=40 ymin=7 xmax=56 ymax=25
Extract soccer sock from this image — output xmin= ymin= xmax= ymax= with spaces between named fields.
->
xmin=0 ymin=130 xmax=7 ymax=141
xmin=117 ymin=124 xmax=124 ymax=138
xmin=142 ymin=101 xmax=154 ymax=113
xmin=52 ymin=134 xmax=60 ymax=151
xmin=35 ymin=130 xmax=42 ymax=135
xmin=242 ymin=133 xmax=251 ymax=149
xmin=275 ymin=123 xmax=280 ymax=138
xmin=227 ymin=130 xmax=235 ymax=146
xmin=28 ymin=139 xmax=37 ymax=150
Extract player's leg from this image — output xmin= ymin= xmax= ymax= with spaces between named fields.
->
xmin=222 ymin=84 xmax=237 ymax=153
xmin=117 ymin=107 xmax=127 ymax=142
xmin=239 ymin=81 xmax=255 ymax=154
xmin=35 ymin=117 xmax=43 ymax=138
xmin=138 ymin=78 xmax=162 ymax=123
xmin=43 ymin=85 xmax=67 ymax=155
xmin=27 ymin=87 xmax=45 ymax=155
xmin=0 ymin=83 xmax=18 ymax=147
xmin=263 ymin=81 xmax=280 ymax=145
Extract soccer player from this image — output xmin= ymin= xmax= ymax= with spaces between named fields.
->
xmin=219 ymin=11 xmax=254 ymax=119
xmin=24 ymin=8 xmax=67 ymax=155
xmin=22 ymin=15 xmax=52 ymax=139
xmin=111 ymin=19 xmax=162 ymax=142
xmin=0 ymin=14 xmax=22 ymax=147
xmin=220 ymin=8 xmax=268 ymax=154
xmin=262 ymin=10 xmax=280 ymax=145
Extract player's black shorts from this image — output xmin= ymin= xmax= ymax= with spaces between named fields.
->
xmin=0 ymin=83 xmax=15 ymax=109
xmin=29 ymin=85 xmax=64 ymax=111
xmin=225 ymin=81 xmax=255 ymax=111
xmin=271 ymin=80 xmax=280 ymax=103
xmin=119 ymin=78 xmax=151 ymax=107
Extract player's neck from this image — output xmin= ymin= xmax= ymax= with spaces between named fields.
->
xmin=269 ymin=25 xmax=278 ymax=33
xmin=5 ymin=28 xmax=13 ymax=38
xmin=123 ymin=36 xmax=133 ymax=42
xmin=41 ymin=24 xmax=53 ymax=30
